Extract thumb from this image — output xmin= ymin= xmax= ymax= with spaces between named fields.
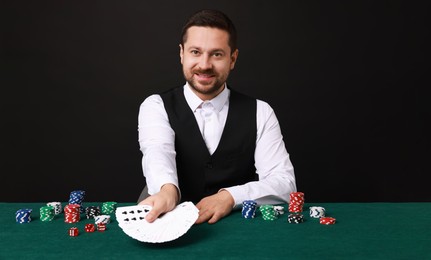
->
xmin=145 ymin=206 xmax=162 ymax=223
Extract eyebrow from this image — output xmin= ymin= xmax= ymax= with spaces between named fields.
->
xmin=187 ymin=46 xmax=226 ymax=54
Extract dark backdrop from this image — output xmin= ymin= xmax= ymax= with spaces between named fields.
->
xmin=1 ymin=1 xmax=429 ymax=202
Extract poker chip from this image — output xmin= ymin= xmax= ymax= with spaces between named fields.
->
xmin=259 ymin=205 xmax=278 ymax=221
xmin=289 ymin=192 xmax=305 ymax=213
xmin=102 ymin=202 xmax=117 ymax=215
xmin=39 ymin=206 xmax=55 ymax=222
xmin=85 ymin=223 xmax=96 ymax=232
xmin=97 ymin=223 xmax=107 ymax=232
xmin=64 ymin=204 xmax=81 ymax=223
xmin=241 ymin=200 xmax=257 ymax=219
xmin=69 ymin=227 xmax=79 ymax=236
xmin=47 ymin=202 xmax=62 ymax=215
xmin=94 ymin=215 xmax=111 ymax=224
xmin=69 ymin=190 xmax=86 ymax=213
xmin=287 ymin=213 xmax=304 ymax=224
xmin=273 ymin=205 xmax=285 ymax=216
xmin=309 ymin=206 xmax=326 ymax=218
xmin=85 ymin=206 xmax=101 ymax=219
xmin=320 ymin=217 xmax=336 ymax=225
xmin=15 ymin=209 xmax=32 ymax=224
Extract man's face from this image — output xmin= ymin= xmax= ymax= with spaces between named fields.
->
xmin=180 ymin=26 xmax=238 ymax=100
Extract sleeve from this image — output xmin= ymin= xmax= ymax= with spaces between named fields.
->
xmin=138 ymin=94 xmax=179 ymax=196
xmin=223 ymin=100 xmax=297 ymax=207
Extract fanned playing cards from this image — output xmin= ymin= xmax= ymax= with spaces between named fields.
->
xmin=115 ymin=201 xmax=199 ymax=243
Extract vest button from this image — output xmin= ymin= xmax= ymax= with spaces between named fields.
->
xmin=206 ymin=163 xmax=213 ymax=169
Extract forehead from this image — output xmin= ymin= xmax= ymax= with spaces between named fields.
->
xmin=184 ymin=26 xmax=230 ymax=50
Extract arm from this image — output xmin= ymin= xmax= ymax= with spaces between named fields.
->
xmin=137 ymin=94 xmax=180 ymax=222
xmin=223 ymin=100 xmax=297 ymax=206
xmin=196 ymin=100 xmax=296 ymax=224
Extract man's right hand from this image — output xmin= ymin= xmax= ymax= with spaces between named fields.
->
xmin=138 ymin=183 xmax=179 ymax=223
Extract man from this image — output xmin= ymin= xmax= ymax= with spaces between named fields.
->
xmin=138 ymin=9 xmax=296 ymax=224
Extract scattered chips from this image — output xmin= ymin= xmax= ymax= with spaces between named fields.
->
xmin=320 ymin=217 xmax=336 ymax=225
xmin=242 ymin=200 xmax=257 ymax=219
xmin=85 ymin=224 xmax=96 ymax=232
xmin=64 ymin=204 xmax=81 ymax=223
xmin=287 ymin=213 xmax=304 ymax=224
xmin=15 ymin=209 xmax=32 ymax=224
xmin=102 ymin=202 xmax=117 ymax=215
xmin=85 ymin=206 xmax=101 ymax=219
xmin=69 ymin=190 xmax=86 ymax=213
xmin=309 ymin=206 xmax=326 ymax=218
xmin=97 ymin=223 xmax=107 ymax=232
xmin=39 ymin=206 xmax=55 ymax=222
xmin=259 ymin=205 xmax=278 ymax=221
xmin=274 ymin=206 xmax=285 ymax=216
xmin=94 ymin=215 xmax=111 ymax=225
xmin=47 ymin=202 xmax=62 ymax=215
xmin=69 ymin=227 xmax=79 ymax=237
xmin=289 ymin=192 xmax=305 ymax=213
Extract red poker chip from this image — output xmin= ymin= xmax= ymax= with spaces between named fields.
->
xmin=69 ymin=227 xmax=79 ymax=236
xmin=320 ymin=217 xmax=336 ymax=225
xmin=97 ymin=223 xmax=106 ymax=232
xmin=85 ymin=224 xmax=96 ymax=232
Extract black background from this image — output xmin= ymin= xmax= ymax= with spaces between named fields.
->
xmin=1 ymin=1 xmax=429 ymax=202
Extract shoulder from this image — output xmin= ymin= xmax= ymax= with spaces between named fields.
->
xmin=141 ymin=94 xmax=163 ymax=107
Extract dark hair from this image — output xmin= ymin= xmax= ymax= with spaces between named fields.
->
xmin=180 ymin=9 xmax=237 ymax=53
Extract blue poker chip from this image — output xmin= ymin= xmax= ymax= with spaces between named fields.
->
xmin=242 ymin=200 xmax=257 ymax=219
xmin=16 ymin=208 xmax=32 ymax=223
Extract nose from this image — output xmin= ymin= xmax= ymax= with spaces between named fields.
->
xmin=197 ymin=54 xmax=212 ymax=70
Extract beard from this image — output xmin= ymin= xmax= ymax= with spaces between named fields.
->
xmin=184 ymin=68 xmax=228 ymax=98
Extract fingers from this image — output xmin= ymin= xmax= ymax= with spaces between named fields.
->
xmin=195 ymin=191 xmax=234 ymax=224
xmin=145 ymin=207 xmax=162 ymax=223
xmin=137 ymin=184 xmax=179 ymax=223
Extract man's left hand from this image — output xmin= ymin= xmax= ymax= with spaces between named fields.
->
xmin=195 ymin=190 xmax=235 ymax=224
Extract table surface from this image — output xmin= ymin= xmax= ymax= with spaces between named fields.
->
xmin=1 ymin=202 xmax=430 ymax=259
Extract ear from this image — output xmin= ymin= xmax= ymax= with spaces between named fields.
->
xmin=179 ymin=44 xmax=184 ymax=65
xmin=230 ymin=49 xmax=239 ymax=70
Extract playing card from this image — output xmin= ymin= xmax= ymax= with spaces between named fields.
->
xmin=116 ymin=201 xmax=199 ymax=243
xmin=115 ymin=205 xmax=152 ymax=229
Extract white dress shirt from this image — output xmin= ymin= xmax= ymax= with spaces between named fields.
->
xmin=138 ymin=83 xmax=297 ymax=207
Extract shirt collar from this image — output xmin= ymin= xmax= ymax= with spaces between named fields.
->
xmin=183 ymin=82 xmax=230 ymax=113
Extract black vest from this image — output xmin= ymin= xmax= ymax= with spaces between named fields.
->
xmin=160 ymin=86 xmax=257 ymax=203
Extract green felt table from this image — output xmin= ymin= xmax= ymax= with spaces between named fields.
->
xmin=1 ymin=202 xmax=430 ymax=259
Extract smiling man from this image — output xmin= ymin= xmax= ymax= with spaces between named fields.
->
xmin=138 ymin=9 xmax=296 ymax=224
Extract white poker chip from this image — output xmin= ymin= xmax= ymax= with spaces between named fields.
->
xmin=116 ymin=201 xmax=199 ymax=243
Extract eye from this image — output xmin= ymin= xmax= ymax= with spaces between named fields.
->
xmin=190 ymin=50 xmax=200 ymax=55
xmin=213 ymin=52 xmax=223 ymax=57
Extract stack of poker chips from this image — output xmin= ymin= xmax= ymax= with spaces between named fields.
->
xmin=320 ymin=217 xmax=336 ymax=225
xmin=309 ymin=206 xmax=326 ymax=218
xmin=287 ymin=213 xmax=304 ymax=224
xmin=101 ymin=201 xmax=117 ymax=215
xmin=69 ymin=190 xmax=86 ymax=213
xmin=39 ymin=205 xmax=55 ymax=222
xmin=85 ymin=206 xmax=101 ymax=219
xmin=259 ymin=205 xmax=278 ymax=221
xmin=64 ymin=204 xmax=81 ymax=223
xmin=47 ymin=202 xmax=62 ymax=215
xmin=241 ymin=200 xmax=257 ymax=219
xmin=288 ymin=192 xmax=305 ymax=213
xmin=94 ymin=215 xmax=111 ymax=225
xmin=15 ymin=209 xmax=32 ymax=224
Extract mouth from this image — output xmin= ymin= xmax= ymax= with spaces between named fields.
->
xmin=194 ymin=72 xmax=215 ymax=82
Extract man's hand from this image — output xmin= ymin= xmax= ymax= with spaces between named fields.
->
xmin=138 ymin=183 xmax=179 ymax=223
xmin=195 ymin=190 xmax=235 ymax=224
